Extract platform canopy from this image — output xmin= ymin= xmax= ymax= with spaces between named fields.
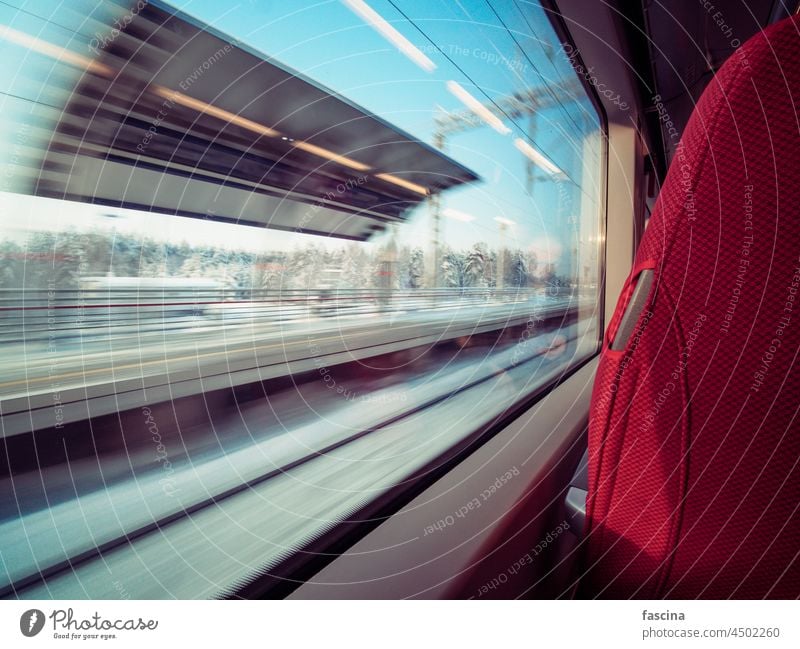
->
xmin=32 ymin=0 xmax=479 ymax=240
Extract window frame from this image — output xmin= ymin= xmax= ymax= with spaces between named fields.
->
xmin=231 ymin=0 xmax=611 ymax=599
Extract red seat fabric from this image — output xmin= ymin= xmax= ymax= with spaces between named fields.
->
xmin=582 ymin=14 xmax=800 ymax=598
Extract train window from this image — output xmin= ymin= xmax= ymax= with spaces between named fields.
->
xmin=0 ymin=0 xmax=603 ymax=598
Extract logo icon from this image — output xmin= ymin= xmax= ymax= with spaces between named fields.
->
xmin=20 ymin=609 xmax=45 ymax=637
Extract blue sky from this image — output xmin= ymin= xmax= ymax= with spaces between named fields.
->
xmin=174 ymin=0 xmax=602 ymax=252
xmin=0 ymin=0 xmax=602 ymax=270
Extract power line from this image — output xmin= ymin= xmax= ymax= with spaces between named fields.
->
xmin=385 ymin=0 xmax=597 ymax=197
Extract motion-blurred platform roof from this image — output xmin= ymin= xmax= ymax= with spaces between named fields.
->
xmin=33 ymin=0 xmax=479 ymax=240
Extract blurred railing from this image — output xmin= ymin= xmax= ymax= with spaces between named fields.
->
xmin=0 ymin=285 xmax=569 ymax=343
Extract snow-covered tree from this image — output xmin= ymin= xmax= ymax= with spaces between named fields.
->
xmin=287 ymin=244 xmax=325 ymax=290
xmin=505 ymin=249 xmax=528 ymax=288
xmin=465 ymin=243 xmax=490 ymax=287
xmin=341 ymin=244 xmax=371 ymax=289
xmin=441 ymin=249 xmax=469 ymax=289
xmin=251 ymin=253 xmax=288 ymax=293
xmin=177 ymin=253 xmax=204 ymax=278
xmin=0 ymin=240 xmax=23 ymax=288
xmin=405 ymin=247 xmax=424 ymax=289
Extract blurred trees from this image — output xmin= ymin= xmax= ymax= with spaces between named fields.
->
xmin=0 ymin=229 xmax=570 ymax=292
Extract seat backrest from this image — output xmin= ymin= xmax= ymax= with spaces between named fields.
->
xmin=582 ymin=14 xmax=800 ymax=598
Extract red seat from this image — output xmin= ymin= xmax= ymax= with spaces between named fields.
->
xmin=582 ymin=14 xmax=800 ymax=598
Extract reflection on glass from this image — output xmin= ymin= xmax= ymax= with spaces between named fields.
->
xmin=0 ymin=0 xmax=604 ymax=599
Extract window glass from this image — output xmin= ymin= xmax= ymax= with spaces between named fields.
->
xmin=0 ymin=0 xmax=603 ymax=598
